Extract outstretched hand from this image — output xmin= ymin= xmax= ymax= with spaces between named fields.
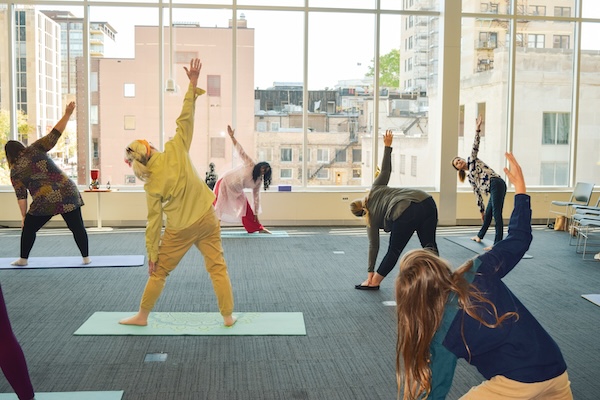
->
xmin=504 ymin=152 xmax=526 ymax=195
xmin=476 ymin=114 xmax=483 ymax=131
xmin=383 ymin=130 xmax=393 ymax=147
xmin=227 ymin=125 xmax=235 ymax=138
xmin=65 ymin=101 xmax=76 ymax=115
xmin=183 ymin=58 xmax=202 ymax=86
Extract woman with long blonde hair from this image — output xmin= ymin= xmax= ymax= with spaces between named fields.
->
xmin=395 ymin=153 xmax=572 ymax=400
xmin=350 ymin=130 xmax=438 ymax=290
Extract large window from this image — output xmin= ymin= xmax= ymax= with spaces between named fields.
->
xmin=1 ymin=1 xmax=598 ymax=192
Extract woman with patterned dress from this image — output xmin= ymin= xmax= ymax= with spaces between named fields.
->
xmin=5 ymin=102 xmax=90 ymax=267
xmin=213 ymin=125 xmax=272 ymax=234
xmin=452 ymin=115 xmax=506 ymax=249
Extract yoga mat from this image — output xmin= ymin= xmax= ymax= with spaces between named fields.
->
xmin=0 ymin=391 xmax=123 ymax=400
xmin=74 ymin=312 xmax=306 ymax=336
xmin=221 ymin=230 xmax=289 ymax=238
xmin=445 ymin=237 xmax=533 ymax=259
xmin=0 ymin=255 xmax=145 ymax=270
xmin=582 ymin=294 xmax=600 ymax=307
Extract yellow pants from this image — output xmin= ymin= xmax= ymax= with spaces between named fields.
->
xmin=460 ymin=371 xmax=572 ymax=400
xmin=140 ymin=207 xmax=234 ymax=317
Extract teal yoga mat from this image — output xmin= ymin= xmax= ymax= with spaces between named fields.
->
xmin=220 ymin=230 xmax=289 ymax=238
xmin=74 ymin=312 xmax=306 ymax=336
xmin=0 ymin=255 xmax=145 ymax=270
xmin=0 ymin=391 xmax=123 ymax=400
xmin=444 ymin=236 xmax=533 ymax=259
xmin=582 ymin=294 xmax=600 ymax=307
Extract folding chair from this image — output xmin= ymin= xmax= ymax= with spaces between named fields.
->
xmin=546 ymin=182 xmax=595 ymax=229
xmin=572 ymin=217 xmax=600 ymax=260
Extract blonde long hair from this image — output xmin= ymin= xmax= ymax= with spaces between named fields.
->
xmin=350 ymin=197 xmax=370 ymax=226
xmin=125 ymin=140 xmax=152 ymax=182
xmin=395 ymin=249 xmax=518 ymax=400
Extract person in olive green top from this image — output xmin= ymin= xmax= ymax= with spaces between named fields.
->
xmin=120 ymin=58 xmax=235 ymax=327
xmin=350 ymin=130 xmax=439 ymax=290
xmin=5 ymin=101 xmax=90 ymax=267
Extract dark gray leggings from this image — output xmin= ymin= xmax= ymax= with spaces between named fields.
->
xmin=20 ymin=208 xmax=88 ymax=259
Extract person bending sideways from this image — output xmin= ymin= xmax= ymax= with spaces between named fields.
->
xmin=5 ymin=102 xmax=90 ymax=267
xmin=395 ymin=152 xmax=572 ymax=400
xmin=350 ymin=130 xmax=438 ymax=290
xmin=120 ymin=58 xmax=235 ymax=327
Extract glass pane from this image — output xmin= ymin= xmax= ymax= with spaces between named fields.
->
xmin=381 ymin=0 xmax=438 ymax=12
xmin=583 ymin=0 xmax=600 ymax=18
xmin=577 ymin=22 xmax=600 ymax=185
xmin=456 ymin=16 xmax=509 ymax=192
xmin=90 ymin=6 xmax=159 ymax=188
xmin=514 ymin=20 xmax=574 ymax=186
xmin=248 ymin=10 xmax=303 ymax=187
xmin=309 ymin=0 xmax=375 ymax=9
xmin=308 ymin=11 xmax=374 ymax=186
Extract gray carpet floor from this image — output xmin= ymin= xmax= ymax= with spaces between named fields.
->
xmin=0 ymin=225 xmax=599 ymax=400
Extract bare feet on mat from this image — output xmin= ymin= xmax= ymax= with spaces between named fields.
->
xmin=119 ymin=314 xmax=148 ymax=326
xmin=259 ymin=228 xmax=272 ymax=234
xmin=10 ymin=258 xmax=28 ymax=266
xmin=82 ymin=257 xmax=91 ymax=265
xmin=483 ymin=246 xmax=493 ymax=251
xmin=470 ymin=236 xmax=482 ymax=243
xmin=223 ymin=315 xmax=237 ymax=327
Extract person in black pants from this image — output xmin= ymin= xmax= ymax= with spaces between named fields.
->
xmin=5 ymin=102 xmax=90 ymax=267
xmin=452 ymin=114 xmax=506 ymax=249
xmin=349 ymin=130 xmax=439 ymax=290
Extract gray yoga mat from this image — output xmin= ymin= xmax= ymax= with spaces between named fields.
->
xmin=74 ymin=312 xmax=306 ymax=336
xmin=220 ymin=230 xmax=289 ymax=238
xmin=582 ymin=294 xmax=600 ymax=307
xmin=444 ymin=236 xmax=533 ymax=259
xmin=0 ymin=391 xmax=123 ymax=400
xmin=0 ymin=255 xmax=145 ymax=270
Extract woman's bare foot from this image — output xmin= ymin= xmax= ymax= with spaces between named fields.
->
xmin=483 ymin=246 xmax=493 ymax=251
xmin=119 ymin=313 xmax=148 ymax=326
xmin=11 ymin=258 xmax=28 ymax=266
xmin=82 ymin=256 xmax=91 ymax=265
xmin=223 ymin=315 xmax=237 ymax=327
xmin=470 ymin=236 xmax=482 ymax=243
xmin=259 ymin=228 xmax=272 ymax=234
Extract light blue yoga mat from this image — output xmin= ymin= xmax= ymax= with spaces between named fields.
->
xmin=220 ymin=230 xmax=289 ymax=238
xmin=445 ymin=236 xmax=533 ymax=259
xmin=0 ymin=255 xmax=145 ymax=270
xmin=582 ymin=294 xmax=600 ymax=307
xmin=74 ymin=312 xmax=306 ymax=336
xmin=0 ymin=391 xmax=123 ymax=400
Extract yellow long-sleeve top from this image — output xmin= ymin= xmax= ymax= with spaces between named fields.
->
xmin=143 ymin=84 xmax=214 ymax=262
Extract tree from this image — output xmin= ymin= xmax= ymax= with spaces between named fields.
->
xmin=365 ymin=48 xmax=400 ymax=88
xmin=0 ymin=109 xmax=34 ymax=185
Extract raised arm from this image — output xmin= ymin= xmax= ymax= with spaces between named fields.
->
xmin=372 ymin=130 xmax=393 ymax=186
xmin=173 ymin=58 xmax=206 ymax=151
xmin=470 ymin=114 xmax=483 ymax=160
xmin=478 ymin=153 xmax=532 ymax=278
xmin=228 ymin=125 xmax=254 ymax=165
xmin=33 ymin=102 xmax=75 ymax=152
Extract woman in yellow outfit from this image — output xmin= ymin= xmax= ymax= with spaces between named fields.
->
xmin=120 ymin=58 xmax=235 ymax=327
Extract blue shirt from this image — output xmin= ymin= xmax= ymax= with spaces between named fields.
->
xmin=429 ymin=194 xmax=568 ymax=399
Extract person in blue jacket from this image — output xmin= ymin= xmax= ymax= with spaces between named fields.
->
xmin=395 ymin=152 xmax=572 ymax=400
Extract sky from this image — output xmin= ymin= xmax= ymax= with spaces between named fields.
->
xmin=36 ymin=3 xmax=600 ymax=89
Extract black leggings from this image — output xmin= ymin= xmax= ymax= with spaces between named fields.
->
xmin=0 ymin=284 xmax=35 ymax=400
xmin=20 ymin=208 xmax=89 ymax=259
xmin=377 ymin=197 xmax=439 ymax=278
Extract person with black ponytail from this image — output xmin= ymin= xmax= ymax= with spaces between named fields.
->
xmin=213 ymin=125 xmax=272 ymax=234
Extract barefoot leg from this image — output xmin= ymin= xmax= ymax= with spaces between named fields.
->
xmin=470 ymin=236 xmax=482 ymax=243
xmin=10 ymin=258 xmax=28 ymax=266
xmin=223 ymin=315 xmax=237 ymax=327
xmin=82 ymin=256 xmax=91 ymax=265
xmin=119 ymin=308 xmax=150 ymax=326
